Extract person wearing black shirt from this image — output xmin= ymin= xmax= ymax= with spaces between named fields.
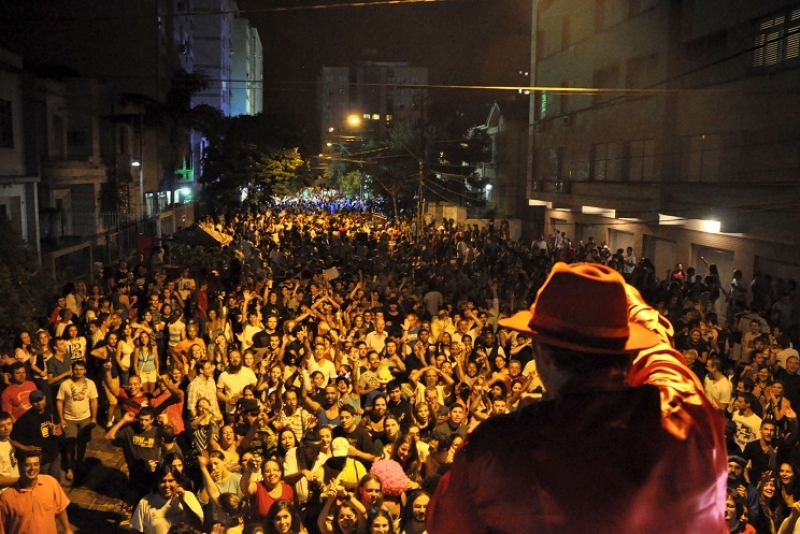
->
xmin=386 ymin=381 xmax=414 ymax=432
xmin=10 ymin=390 xmax=61 ymax=479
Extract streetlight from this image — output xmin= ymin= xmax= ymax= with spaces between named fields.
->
xmin=347 ymin=114 xmax=362 ymax=127
xmin=131 ymin=159 xmax=144 ymax=220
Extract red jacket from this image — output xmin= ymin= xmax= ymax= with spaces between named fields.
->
xmin=427 ymin=287 xmax=728 ymax=534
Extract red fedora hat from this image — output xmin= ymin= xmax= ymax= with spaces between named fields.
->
xmin=499 ymin=262 xmax=661 ymax=354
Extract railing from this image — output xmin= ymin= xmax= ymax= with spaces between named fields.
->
xmin=40 ymin=202 xmax=197 ymax=291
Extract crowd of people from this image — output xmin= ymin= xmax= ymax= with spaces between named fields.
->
xmin=0 ymin=191 xmax=796 ymax=534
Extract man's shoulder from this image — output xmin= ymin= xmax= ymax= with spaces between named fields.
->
xmin=742 ymin=440 xmax=763 ymax=458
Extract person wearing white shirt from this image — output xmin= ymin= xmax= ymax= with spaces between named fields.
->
xmin=216 ymin=351 xmax=257 ymax=416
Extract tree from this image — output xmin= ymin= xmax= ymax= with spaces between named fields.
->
xmin=199 ymin=114 xmax=310 ymax=210
xmin=339 ymin=169 xmax=367 ymax=199
xmin=0 ymin=217 xmax=56 ymax=350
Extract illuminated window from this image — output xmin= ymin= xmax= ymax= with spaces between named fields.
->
xmin=754 ymin=7 xmax=800 ymax=66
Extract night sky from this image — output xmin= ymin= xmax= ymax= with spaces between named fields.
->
xmin=239 ymin=0 xmax=532 ymax=125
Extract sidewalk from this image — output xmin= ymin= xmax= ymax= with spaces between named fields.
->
xmin=62 ymin=425 xmax=130 ymax=533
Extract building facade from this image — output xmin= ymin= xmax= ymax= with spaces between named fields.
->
xmin=525 ymin=0 xmax=800 ymax=281
xmin=0 ymin=49 xmax=40 ymax=251
xmin=318 ymin=62 xmax=429 ymax=154
xmin=231 ymin=17 xmax=264 ymax=116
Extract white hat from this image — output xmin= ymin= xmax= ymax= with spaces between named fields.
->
xmin=331 ymin=437 xmax=349 ymax=458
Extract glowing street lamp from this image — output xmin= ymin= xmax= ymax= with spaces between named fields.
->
xmin=347 ymin=114 xmax=362 ymax=127
xmin=132 ymin=159 xmax=144 ymax=220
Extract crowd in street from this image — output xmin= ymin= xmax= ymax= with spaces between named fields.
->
xmin=0 ymin=190 xmax=797 ymax=534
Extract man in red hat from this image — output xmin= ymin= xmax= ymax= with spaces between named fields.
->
xmin=427 ymin=263 xmax=728 ymax=534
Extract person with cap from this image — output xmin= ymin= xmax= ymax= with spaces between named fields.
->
xmin=313 ymin=436 xmax=369 ymax=494
xmin=283 ymin=429 xmax=329 ymax=509
xmin=364 ymin=367 xmax=395 ymax=412
xmin=427 ymin=262 xmax=728 ymax=533
xmin=728 ymin=453 xmax=759 ymax=520
xmin=10 ymin=390 xmax=62 ymax=481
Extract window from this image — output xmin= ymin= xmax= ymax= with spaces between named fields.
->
xmin=118 ymin=125 xmax=128 ymax=154
xmin=626 ymin=54 xmax=659 ymax=89
xmin=0 ymin=99 xmax=12 ymax=148
xmin=596 ymin=0 xmax=608 ymax=32
xmin=67 ymin=131 xmax=86 ymax=148
xmin=625 ymin=140 xmax=655 ymax=181
xmin=556 ymin=146 xmax=568 ymax=179
xmin=754 ymin=7 xmax=800 ymax=67
xmin=592 ymin=142 xmax=623 ymax=180
xmin=536 ymin=26 xmax=547 ymax=59
xmin=681 ymin=134 xmax=721 ymax=182
xmin=593 ymin=65 xmax=620 ymax=105
xmin=592 ymin=143 xmax=610 ymax=181
xmin=562 ymin=15 xmax=572 ymax=50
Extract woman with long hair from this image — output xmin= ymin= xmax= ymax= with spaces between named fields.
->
xmin=115 ymin=322 xmax=135 ymax=387
xmin=131 ymin=309 xmax=157 ymax=338
xmin=264 ymin=499 xmax=304 ymax=534
xmin=379 ymin=416 xmax=403 ymax=459
xmin=90 ymin=330 xmax=121 ymax=426
xmin=317 ymin=481 xmax=368 ymax=534
xmin=217 ymin=492 xmax=248 ymax=534
xmin=277 ymin=428 xmax=298 ymax=459
xmin=13 ymin=331 xmax=38 ymax=379
xmin=64 ymin=324 xmax=88 ymax=363
xmin=366 ymin=509 xmax=396 ymax=534
xmin=435 ymin=331 xmax=452 ymax=359
xmin=753 ymin=470 xmax=780 ymax=534
xmin=259 ymin=364 xmax=285 ymax=405
xmin=389 ymin=433 xmax=423 ymax=488
xmin=336 ymin=376 xmax=361 ymax=422
xmin=356 ymin=473 xmax=386 ymax=518
xmin=31 ymin=330 xmax=53 ymax=388
xmin=362 ymin=394 xmax=388 ymax=448
xmin=133 ymin=331 xmax=159 ymax=393
xmin=165 ymin=305 xmax=186 ymax=361
xmin=777 ymin=462 xmax=800 ymax=521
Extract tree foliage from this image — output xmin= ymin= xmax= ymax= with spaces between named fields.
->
xmin=0 ymin=217 xmax=56 ymax=350
xmin=339 ymin=170 xmax=367 ymax=199
xmin=199 ymin=114 xmax=311 ymax=210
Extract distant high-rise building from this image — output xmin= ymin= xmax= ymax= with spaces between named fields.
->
xmin=192 ymin=0 xmax=235 ymax=116
xmin=231 ymin=17 xmax=263 ymax=116
xmin=318 ymin=62 xmax=428 ymax=154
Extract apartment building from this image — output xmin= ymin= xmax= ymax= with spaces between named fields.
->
xmin=525 ymin=0 xmax=800 ymax=280
xmin=318 ymin=62 xmax=429 ymax=154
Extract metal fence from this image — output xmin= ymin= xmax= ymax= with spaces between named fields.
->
xmin=41 ymin=203 xmax=197 ymax=291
